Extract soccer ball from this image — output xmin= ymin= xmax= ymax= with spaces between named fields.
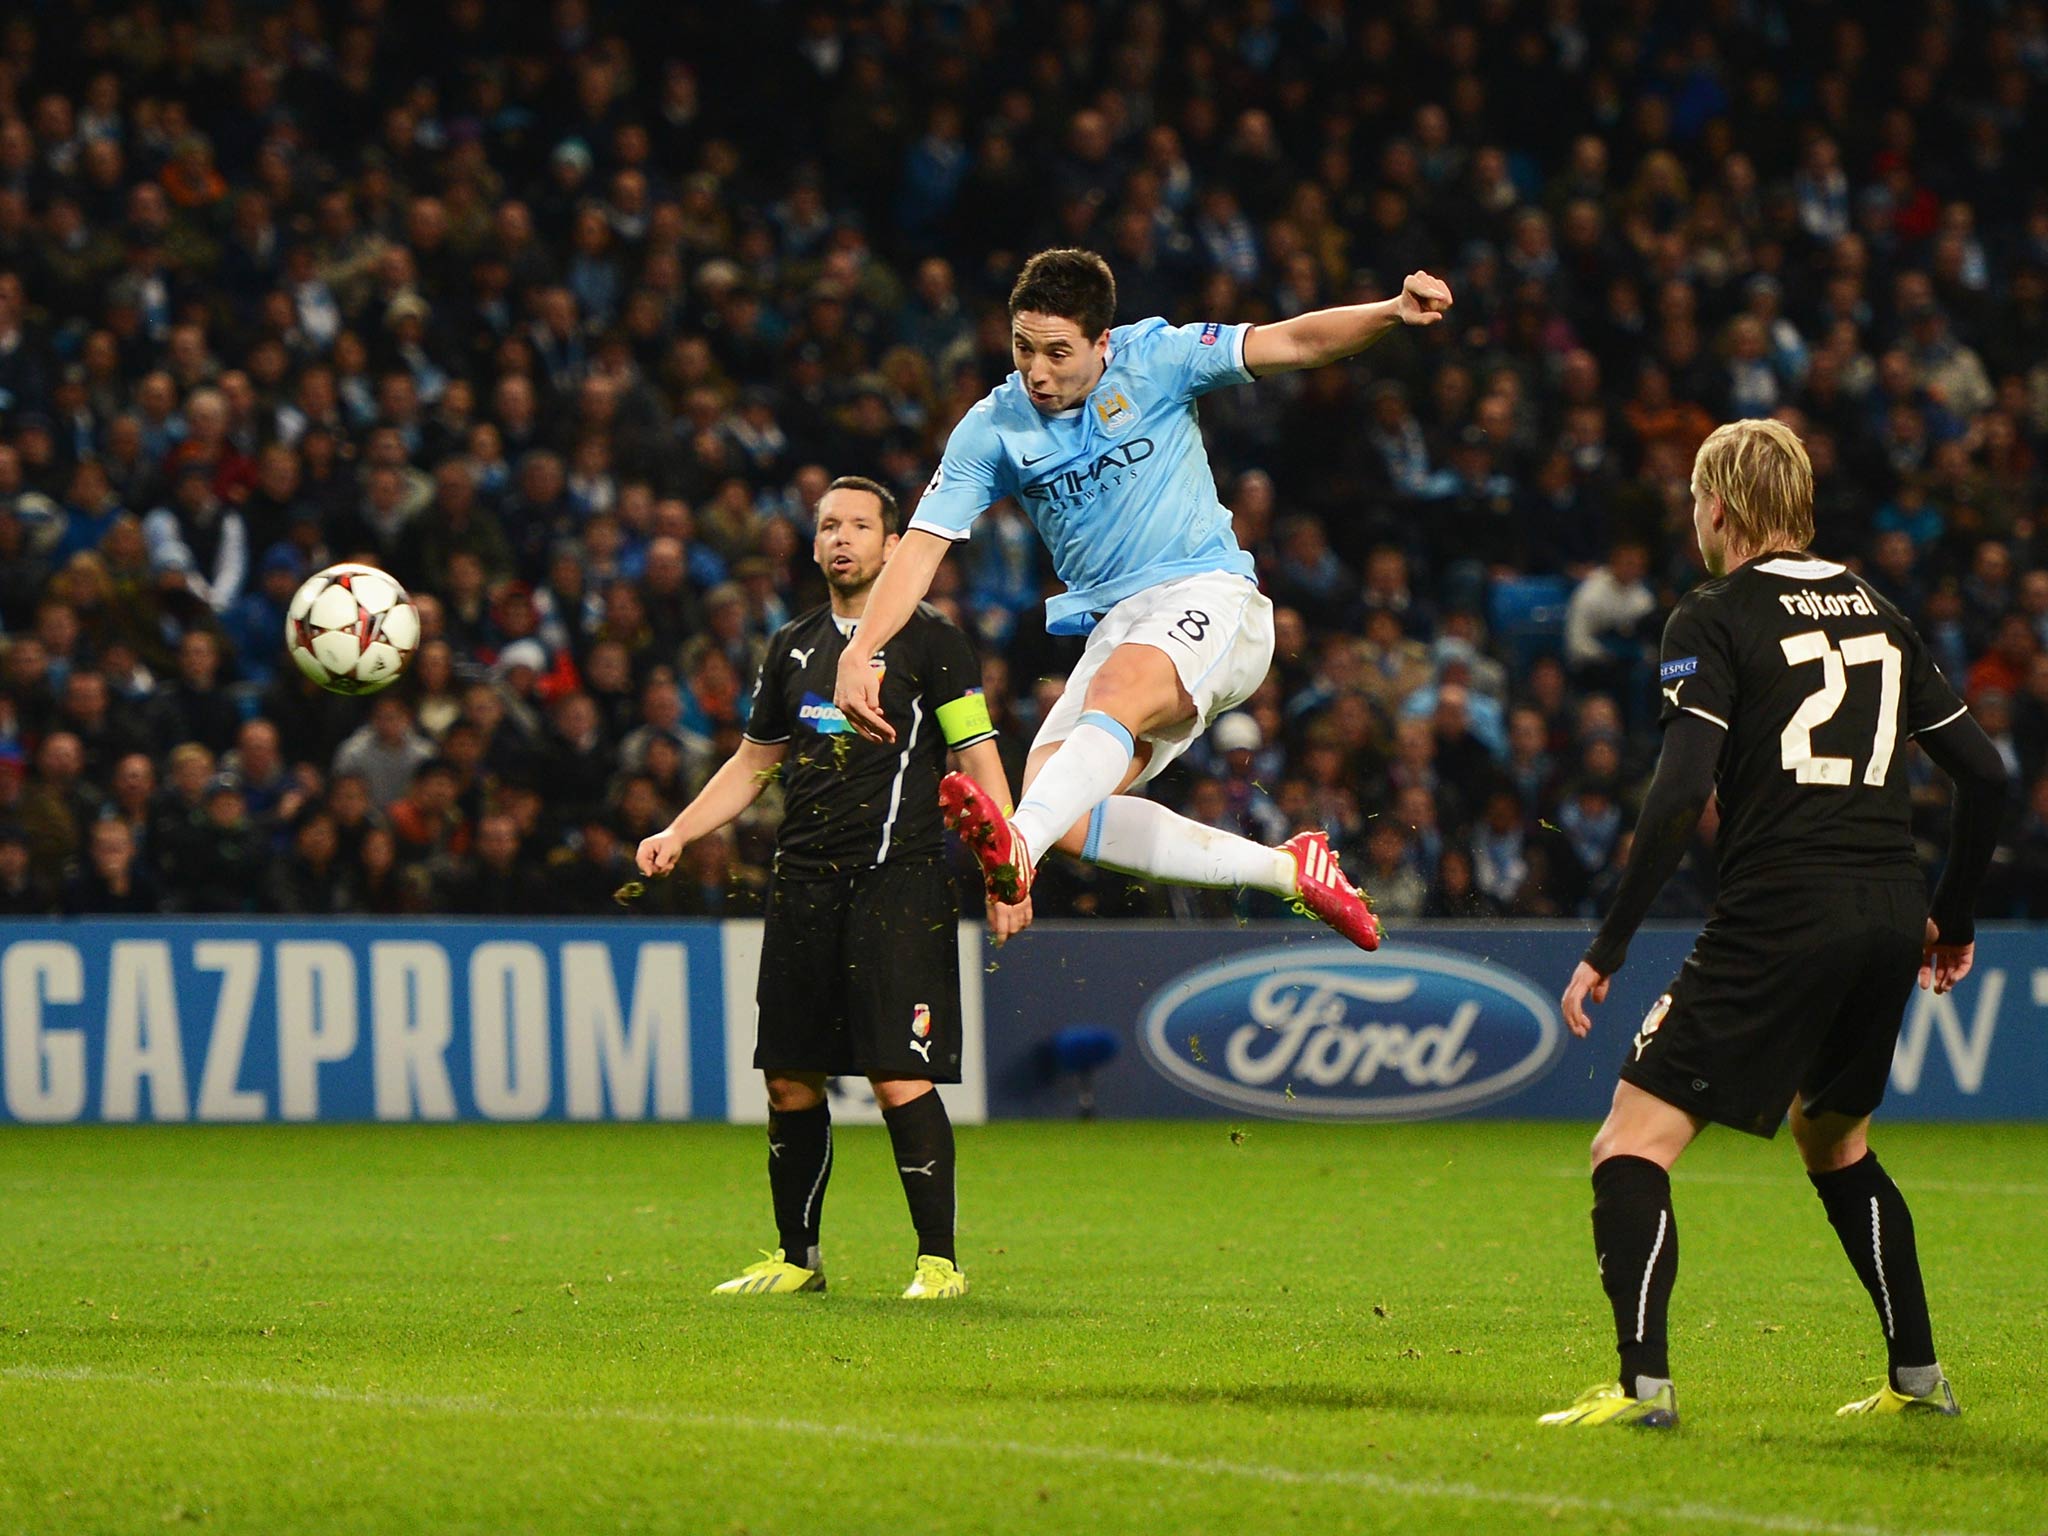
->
xmin=285 ymin=563 xmax=422 ymax=695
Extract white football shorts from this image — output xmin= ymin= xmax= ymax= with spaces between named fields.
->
xmin=1031 ymin=571 xmax=1274 ymax=785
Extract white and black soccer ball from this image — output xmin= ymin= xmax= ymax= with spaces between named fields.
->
xmin=285 ymin=562 xmax=422 ymax=695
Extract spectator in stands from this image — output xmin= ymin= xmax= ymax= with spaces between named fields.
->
xmin=18 ymin=732 xmax=94 ymax=886
xmin=1564 ymin=538 xmax=1658 ymax=715
xmin=1969 ymin=613 xmax=2037 ymax=701
xmin=1210 ymin=712 xmax=1289 ymax=847
xmin=353 ymin=825 xmax=416 ymax=916
xmin=0 ymin=821 xmax=54 ymax=914
xmin=1361 ymin=821 xmax=1428 ymax=923
xmin=1426 ymin=845 xmax=1491 ymax=918
xmin=1504 ymin=705 xmax=1561 ymax=818
xmin=103 ymin=750 xmax=157 ymax=864
xmin=163 ymin=773 xmax=264 ymax=913
xmin=554 ymin=815 xmax=637 ymax=915
xmin=387 ymin=759 xmax=471 ymax=867
xmin=266 ymin=809 xmax=355 ymax=915
xmin=63 ymin=817 xmax=158 ymax=914
xmin=220 ymin=544 xmax=303 ymax=684
xmin=668 ymin=825 xmax=766 ymax=917
xmin=332 ymin=695 xmax=435 ymax=809
xmin=224 ymin=718 xmax=304 ymax=827
xmin=57 ymin=668 xmax=151 ymax=780
xmin=440 ymin=811 xmax=543 ymax=916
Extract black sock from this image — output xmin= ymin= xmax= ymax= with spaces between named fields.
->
xmin=1809 ymin=1151 xmax=1936 ymax=1388
xmin=767 ymin=1103 xmax=831 ymax=1268
xmin=1591 ymin=1155 xmax=1678 ymax=1392
xmin=883 ymin=1091 xmax=956 ymax=1263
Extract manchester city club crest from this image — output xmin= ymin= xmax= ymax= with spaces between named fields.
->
xmin=1092 ymin=388 xmax=1136 ymax=434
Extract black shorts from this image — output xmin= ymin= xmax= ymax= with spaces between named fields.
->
xmin=1619 ymin=877 xmax=1924 ymax=1139
xmin=755 ymin=856 xmax=963 ymax=1082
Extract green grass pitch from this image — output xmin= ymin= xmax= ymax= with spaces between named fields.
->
xmin=0 ymin=1120 xmax=2042 ymax=1535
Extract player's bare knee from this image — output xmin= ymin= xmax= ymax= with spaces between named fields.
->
xmin=1791 ymin=1110 xmax=1869 ymax=1173
xmin=1588 ymin=1122 xmax=1622 ymax=1169
xmin=1052 ymin=818 xmax=1090 ymax=857
xmin=870 ymin=1077 xmax=934 ymax=1111
xmin=1077 ymin=682 xmax=1146 ymax=734
xmin=765 ymin=1074 xmax=825 ymax=1113
xmin=1590 ymin=1110 xmax=1686 ymax=1170
xmin=1084 ymin=650 xmax=1188 ymax=734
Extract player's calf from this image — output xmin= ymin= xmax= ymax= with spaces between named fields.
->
xmin=1807 ymin=1147 xmax=1945 ymax=1402
xmin=763 ymin=1096 xmax=832 ymax=1273
xmin=1590 ymin=1153 xmax=1680 ymax=1401
xmin=878 ymin=1083 xmax=957 ymax=1268
xmin=1541 ymin=1152 xmax=1683 ymax=1427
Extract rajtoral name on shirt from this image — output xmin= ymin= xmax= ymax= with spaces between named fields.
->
xmin=798 ymin=692 xmax=854 ymax=734
xmin=1777 ymin=587 xmax=1876 ymax=619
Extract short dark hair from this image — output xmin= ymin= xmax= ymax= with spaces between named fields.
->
xmin=1008 ymin=248 xmax=1116 ymax=338
xmin=823 ymin=474 xmax=900 ymax=534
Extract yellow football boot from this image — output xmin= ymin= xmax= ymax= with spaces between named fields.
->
xmin=712 ymin=1249 xmax=826 ymax=1295
xmin=1837 ymin=1378 xmax=1959 ymax=1417
xmin=901 ymin=1255 xmax=968 ymax=1299
xmin=1539 ymin=1380 xmax=1679 ymax=1428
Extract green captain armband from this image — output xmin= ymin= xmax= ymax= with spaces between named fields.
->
xmin=936 ymin=690 xmax=996 ymax=748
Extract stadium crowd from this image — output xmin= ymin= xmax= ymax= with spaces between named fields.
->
xmin=2 ymin=0 xmax=2047 ymax=924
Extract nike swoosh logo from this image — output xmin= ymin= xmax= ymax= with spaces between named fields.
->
xmin=1021 ymin=451 xmax=1054 ymax=467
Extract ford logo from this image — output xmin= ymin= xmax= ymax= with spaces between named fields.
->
xmin=1137 ymin=942 xmax=1566 ymax=1120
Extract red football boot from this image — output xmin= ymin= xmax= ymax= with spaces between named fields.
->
xmin=940 ymin=771 xmax=1033 ymax=904
xmin=1282 ymin=829 xmax=1384 ymax=951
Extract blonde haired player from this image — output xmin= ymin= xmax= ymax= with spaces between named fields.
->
xmin=1545 ymin=419 xmax=2006 ymax=1427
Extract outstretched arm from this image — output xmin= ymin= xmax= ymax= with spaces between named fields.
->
xmin=637 ymin=736 xmax=788 ymax=875
xmin=835 ymin=528 xmax=954 ymax=745
xmin=1242 ymin=271 xmax=1454 ymax=376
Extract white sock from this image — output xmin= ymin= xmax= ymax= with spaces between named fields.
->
xmin=1009 ymin=712 xmax=1134 ymax=867
xmin=1086 ymin=795 xmax=1298 ymax=895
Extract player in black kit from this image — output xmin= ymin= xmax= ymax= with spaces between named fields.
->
xmin=1542 ymin=420 xmax=2006 ymax=1428
xmin=636 ymin=476 xmax=1022 ymax=1300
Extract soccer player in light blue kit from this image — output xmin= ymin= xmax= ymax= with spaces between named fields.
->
xmin=834 ymin=249 xmax=1453 ymax=949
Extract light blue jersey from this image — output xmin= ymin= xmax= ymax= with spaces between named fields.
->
xmin=907 ymin=317 xmax=1259 ymax=635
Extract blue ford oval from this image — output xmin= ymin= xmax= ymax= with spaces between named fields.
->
xmin=1137 ymin=942 xmax=1566 ymax=1120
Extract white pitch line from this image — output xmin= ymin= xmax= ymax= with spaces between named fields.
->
xmin=1542 ymin=1169 xmax=2048 ymax=1198
xmin=0 ymin=1366 xmax=2007 ymax=1536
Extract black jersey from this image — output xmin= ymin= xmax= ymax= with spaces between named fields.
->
xmin=743 ymin=601 xmax=995 ymax=876
xmin=1657 ymin=553 xmax=1966 ymax=892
